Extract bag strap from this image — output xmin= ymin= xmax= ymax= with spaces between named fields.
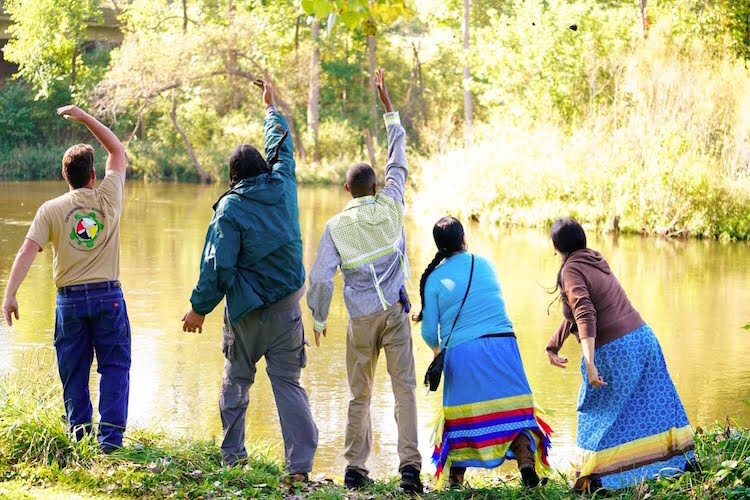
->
xmin=443 ymin=254 xmax=474 ymax=350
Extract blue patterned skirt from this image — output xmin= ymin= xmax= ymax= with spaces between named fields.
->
xmin=574 ymin=324 xmax=694 ymax=491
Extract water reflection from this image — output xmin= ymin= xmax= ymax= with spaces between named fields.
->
xmin=0 ymin=181 xmax=748 ymax=478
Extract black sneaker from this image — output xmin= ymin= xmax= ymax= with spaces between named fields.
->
xmin=519 ymin=465 xmax=540 ymax=488
xmin=344 ymin=468 xmax=372 ymax=489
xmin=400 ymin=465 xmax=423 ymax=494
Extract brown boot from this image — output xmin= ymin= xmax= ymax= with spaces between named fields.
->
xmin=448 ymin=466 xmax=466 ymax=489
xmin=510 ymin=433 xmax=540 ymax=488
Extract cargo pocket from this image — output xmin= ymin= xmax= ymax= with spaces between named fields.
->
xmin=222 ymin=322 xmax=236 ymax=361
xmin=297 ymin=315 xmax=309 ymax=369
xmin=300 ymin=344 xmax=308 ymax=368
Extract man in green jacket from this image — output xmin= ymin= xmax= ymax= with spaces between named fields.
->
xmin=181 ymin=81 xmax=317 ymax=480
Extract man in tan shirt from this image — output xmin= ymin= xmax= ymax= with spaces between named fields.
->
xmin=2 ymin=105 xmax=130 ymax=452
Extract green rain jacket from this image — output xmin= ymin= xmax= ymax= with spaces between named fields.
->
xmin=190 ymin=108 xmax=305 ymax=324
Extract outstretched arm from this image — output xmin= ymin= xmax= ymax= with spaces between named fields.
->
xmin=183 ymin=212 xmax=242 ymax=333
xmin=546 ymin=319 xmax=572 ymax=368
xmin=2 ymin=239 xmax=42 ymax=326
xmin=57 ymin=105 xmax=127 ymax=179
xmin=375 ymin=69 xmax=408 ymax=205
xmin=253 ymin=80 xmax=295 ymax=180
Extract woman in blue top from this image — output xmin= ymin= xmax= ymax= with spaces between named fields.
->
xmin=414 ymin=216 xmax=552 ymax=488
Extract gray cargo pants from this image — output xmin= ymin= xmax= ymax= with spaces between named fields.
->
xmin=219 ymin=288 xmax=318 ymax=472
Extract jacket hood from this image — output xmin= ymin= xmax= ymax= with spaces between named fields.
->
xmin=564 ymin=248 xmax=611 ymax=274
xmin=213 ymin=174 xmax=283 ymax=210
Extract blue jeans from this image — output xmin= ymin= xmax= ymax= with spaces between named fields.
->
xmin=54 ymin=284 xmax=131 ymax=448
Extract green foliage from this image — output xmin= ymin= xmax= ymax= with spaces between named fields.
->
xmin=301 ymin=0 xmax=412 ymax=33
xmin=0 ymin=82 xmax=108 ymax=180
xmin=414 ymin=0 xmax=750 ymax=240
xmin=3 ymin=0 xmax=105 ymax=98
xmin=0 ymin=0 xmax=749 ymax=239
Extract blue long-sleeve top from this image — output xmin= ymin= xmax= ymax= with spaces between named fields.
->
xmin=421 ymin=252 xmax=514 ymax=350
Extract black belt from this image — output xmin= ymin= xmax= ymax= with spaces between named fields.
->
xmin=481 ymin=332 xmax=516 ymax=339
xmin=57 ymin=281 xmax=121 ymax=295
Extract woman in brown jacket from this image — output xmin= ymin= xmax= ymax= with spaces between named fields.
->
xmin=546 ymin=218 xmax=694 ymax=492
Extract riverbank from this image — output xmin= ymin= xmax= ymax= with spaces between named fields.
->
xmin=411 ymin=133 xmax=750 ymax=242
xmin=1 ymin=373 xmax=748 ymax=499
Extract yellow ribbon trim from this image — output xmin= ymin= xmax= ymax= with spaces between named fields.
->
xmin=577 ymin=425 xmax=694 ymax=478
xmin=444 ymin=394 xmax=536 ymax=420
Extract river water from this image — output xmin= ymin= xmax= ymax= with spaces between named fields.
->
xmin=0 ymin=181 xmax=748 ymax=478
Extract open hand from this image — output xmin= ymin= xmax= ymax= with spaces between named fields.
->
xmin=253 ymin=79 xmax=274 ymax=107
xmin=2 ymin=295 xmax=19 ymax=326
xmin=57 ymin=105 xmax=88 ymax=123
xmin=585 ymin=361 xmax=607 ymax=388
xmin=547 ymin=351 xmax=568 ymax=369
xmin=314 ymin=328 xmax=326 ymax=347
xmin=182 ymin=308 xmax=205 ymax=333
xmin=374 ymin=69 xmax=393 ymax=113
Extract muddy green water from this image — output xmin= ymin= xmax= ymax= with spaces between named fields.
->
xmin=0 ymin=181 xmax=748 ymax=478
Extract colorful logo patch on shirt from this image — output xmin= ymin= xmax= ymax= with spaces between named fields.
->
xmin=69 ymin=212 xmax=103 ymax=248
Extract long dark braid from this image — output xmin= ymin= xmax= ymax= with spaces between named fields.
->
xmin=412 ymin=250 xmax=446 ymax=322
xmin=413 ymin=216 xmax=466 ymax=322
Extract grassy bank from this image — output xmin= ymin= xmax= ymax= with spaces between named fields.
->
xmin=1 ymin=371 xmax=748 ymax=499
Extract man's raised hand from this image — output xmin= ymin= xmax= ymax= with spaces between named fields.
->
xmin=253 ymin=79 xmax=275 ymax=108
xmin=57 ymin=105 xmax=88 ymax=123
xmin=375 ymin=69 xmax=393 ymax=113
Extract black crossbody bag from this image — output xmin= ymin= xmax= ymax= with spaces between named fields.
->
xmin=424 ymin=254 xmax=475 ymax=392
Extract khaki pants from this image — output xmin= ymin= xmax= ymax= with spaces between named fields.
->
xmin=345 ymin=303 xmax=421 ymax=474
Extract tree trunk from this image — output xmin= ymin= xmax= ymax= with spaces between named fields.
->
xmin=368 ymin=33 xmax=378 ymax=160
xmin=170 ymin=96 xmax=212 ymax=183
xmin=227 ymin=0 xmax=240 ymax=109
xmin=640 ymin=0 xmax=650 ymax=38
xmin=294 ymin=15 xmax=301 ymax=63
xmin=412 ymin=43 xmax=427 ymax=125
xmin=182 ymin=0 xmax=188 ymax=32
xmin=462 ymin=0 xmax=473 ymax=145
xmin=308 ymin=20 xmax=321 ymax=162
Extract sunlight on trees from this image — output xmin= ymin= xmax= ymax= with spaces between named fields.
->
xmin=1 ymin=0 xmax=749 ymax=237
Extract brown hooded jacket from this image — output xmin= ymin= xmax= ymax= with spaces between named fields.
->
xmin=546 ymin=249 xmax=645 ymax=354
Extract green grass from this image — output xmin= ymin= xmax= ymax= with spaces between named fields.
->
xmin=0 ymin=369 xmax=748 ymax=499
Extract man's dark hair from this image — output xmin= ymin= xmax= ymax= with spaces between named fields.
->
xmin=229 ymin=144 xmax=270 ymax=187
xmin=346 ymin=162 xmax=376 ymax=198
xmin=62 ymin=144 xmax=95 ymax=189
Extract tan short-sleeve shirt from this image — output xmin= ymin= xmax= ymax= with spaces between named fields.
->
xmin=26 ymin=171 xmax=125 ymax=287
